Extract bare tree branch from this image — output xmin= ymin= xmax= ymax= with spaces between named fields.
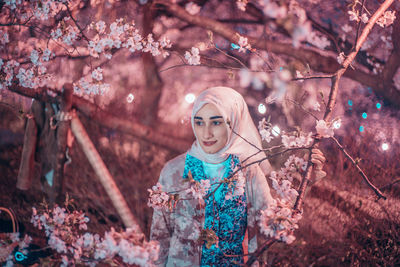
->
xmin=330 ymin=137 xmax=386 ymax=199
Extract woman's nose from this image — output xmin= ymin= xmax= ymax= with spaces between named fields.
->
xmin=203 ymin=125 xmax=213 ymax=139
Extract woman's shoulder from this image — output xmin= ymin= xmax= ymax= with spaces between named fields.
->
xmin=158 ymin=153 xmax=187 ymax=187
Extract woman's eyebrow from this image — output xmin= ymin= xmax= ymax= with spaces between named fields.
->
xmin=210 ymin=116 xmax=223 ymax=119
xmin=194 ymin=116 xmax=203 ymax=120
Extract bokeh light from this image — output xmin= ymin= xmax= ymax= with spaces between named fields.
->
xmin=258 ymin=103 xmax=267 ymax=114
xmin=362 ymin=112 xmax=367 ymax=119
xmin=382 ymin=143 xmax=389 ymax=151
xmin=333 ymin=120 xmax=341 ymax=129
xmin=126 ymin=93 xmax=134 ymax=103
xmin=272 ymin=125 xmax=280 ymax=136
xmin=376 ymin=103 xmax=382 ymax=109
xmin=359 ymin=126 xmax=364 ymax=132
xmin=348 ymin=100 xmax=353 ymax=106
xmin=185 ymin=93 xmax=196 ymax=103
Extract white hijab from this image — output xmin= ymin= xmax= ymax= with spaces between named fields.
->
xmin=188 ymin=86 xmax=270 ymax=173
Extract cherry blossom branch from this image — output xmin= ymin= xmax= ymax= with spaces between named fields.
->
xmin=64 ymin=3 xmax=90 ymax=42
xmin=294 ymin=0 xmax=394 ymax=211
xmin=330 ymin=136 xmax=386 ymax=199
xmin=155 ymin=0 xmax=400 ymax=107
xmin=204 ymin=146 xmax=308 ymax=201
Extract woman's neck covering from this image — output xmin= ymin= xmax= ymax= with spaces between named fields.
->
xmin=188 ymin=86 xmax=266 ymax=168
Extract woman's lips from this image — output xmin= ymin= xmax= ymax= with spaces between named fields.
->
xmin=203 ymin=140 xmax=217 ymax=146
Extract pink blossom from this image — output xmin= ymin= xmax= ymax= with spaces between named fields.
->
xmin=91 ymin=67 xmax=103 ymax=81
xmin=260 ymin=129 xmax=273 ymax=142
xmin=186 ymin=179 xmax=211 ymax=200
xmin=185 ymin=47 xmax=201 ymax=65
xmin=96 ymin=20 xmax=106 ymax=34
xmin=53 ymin=206 xmax=66 ymax=225
xmin=313 ymin=102 xmax=321 ymax=111
xmin=147 ymin=182 xmax=170 ymax=209
xmin=337 ymin=52 xmax=345 ymax=65
xmin=315 ymin=119 xmax=334 ymax=138
xmin=282 ymin=134 xmax=297 ymax=148
xmin=237 ymin=35 xmax=251 ymax=52
xmin=348 ymin=10 xmax=359 ymax=22
xmin=185 ymin=2 xmax=201 ymax=15
xmin=236 ymin=0 xmax=247 ymax=11
xmin=341 ymin=24 xmax=352 ymax=33
xmin=361 ymin=13 xmax=369 ymax=23
xmin=377 ymin=11 xmax=396 ymax=28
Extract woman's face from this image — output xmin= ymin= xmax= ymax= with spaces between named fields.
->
xmin=193 ymin=103 xmax=228 ymax=154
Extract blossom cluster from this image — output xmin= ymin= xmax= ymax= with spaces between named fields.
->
xmin=147 ymin=182 xmax=170 ymax=210
xmin=73 ymin=77 xmax=111 ymax=96
xmin=315 ymin=118 xmax=341 ymax=138
xmin=30 ymin=204 xmax=159 ymax=266
xmin=258 ymin=155 xmax=306 ymax=244
xmin=185 ymin=179 xmax=211 ymax=201
xmin=281 ymin=131 xmax=313 ymax=148
xmin=258 ymin=118 xmax=274 ymax=142
xmin=88 ymin=19 xmax=171 ymax=59
xmin=258 ymin=198 xmax=301 ymax=244
xmin=376 ymin=11 xmax=396 ymax=28
xmin=347 ymin=10 xmax=369 ymax=23
xmin=225 ymin=169 xmax=246 ymax=200
xmin=4 ymin=0 xmax=66 ymax=21
xmin=0 ymin=48 xmax=54 ymax=90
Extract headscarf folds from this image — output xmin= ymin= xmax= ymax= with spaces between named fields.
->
xmin=188 ymin=86 xmax=270 ymax=174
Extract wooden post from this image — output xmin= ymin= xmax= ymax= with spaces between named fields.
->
xmin=70 ymin=111 xmax=142 ymax=232
xmin=52 ymin=83 xmax=73 ymax=203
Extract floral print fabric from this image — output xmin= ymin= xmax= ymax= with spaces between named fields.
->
xmin=183 ymin=154 xmax=246 ymax=266
xmin=150 ymin=153 xmax=274 ymax=267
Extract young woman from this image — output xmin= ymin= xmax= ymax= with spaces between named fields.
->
xmin=150 ymin=86 xmax=324 ymax=266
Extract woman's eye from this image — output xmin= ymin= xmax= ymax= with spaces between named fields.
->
xmin=213 ymin=121 xmax=222 ymax=126
xmin=195 ymin=121 xmax=204 ymax=126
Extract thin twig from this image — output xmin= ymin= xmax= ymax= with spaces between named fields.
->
xmin=292 ymin=74 xmax=334 ymax=81
xmin=284 ymin=98 xmax=319 ymax=120
xmin=379 ymin=178 xmax=400 ymax=191
xmin=228 ymin=124 xmax=262 ymax=152
xmin=330 ymin=136 xmax=386 ymax=199
xmin=214 ymin=45 xmax=249 ymax=69
xmin=354 ymin=0 xmax=367 ymax=50
xmin=65 ymin=3 xmax=90 ymax=42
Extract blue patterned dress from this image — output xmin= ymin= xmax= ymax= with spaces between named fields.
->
xmin=183 ymin=154 xmax=247 ymax=267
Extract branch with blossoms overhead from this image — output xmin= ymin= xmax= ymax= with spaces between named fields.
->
xmin=155 ymin=0 xmax=400 ymax=107
xmin=0 ymin=1 xmax=188 ymax=101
